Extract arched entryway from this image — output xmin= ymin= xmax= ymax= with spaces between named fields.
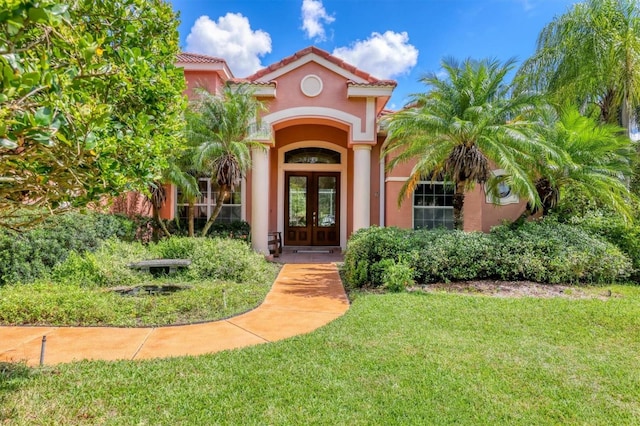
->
xmin=277 ymin=141 xmax=347 ymax=248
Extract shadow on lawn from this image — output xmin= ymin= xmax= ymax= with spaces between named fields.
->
xmin=0 ymin=362 xmax=33 ymax=419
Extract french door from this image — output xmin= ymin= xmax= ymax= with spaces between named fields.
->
xmin=284 ymin=171 xmax=340 ymax=246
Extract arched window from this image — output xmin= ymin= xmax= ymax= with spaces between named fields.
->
xmin=284 ymin=147 xmax=341 ymax=164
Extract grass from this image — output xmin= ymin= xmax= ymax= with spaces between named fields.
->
xmin=0 ymin=237 xmax=280 ymax=327
xmin=0 ymin=277 xmax=273 ymax=327
xmin=2 ymin=285 xmax=640 ymax=424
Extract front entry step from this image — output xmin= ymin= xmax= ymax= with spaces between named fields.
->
xmin=283 ymin=246 xmax=341 ymax=254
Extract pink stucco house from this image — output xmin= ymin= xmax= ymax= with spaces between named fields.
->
xmin=160 ymin=47 xmax=528 ymax=254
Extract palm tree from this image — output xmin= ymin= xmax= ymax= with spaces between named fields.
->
xmin=186 ymin=85 xmax=266 ymax=237
xmin=383 ymin=57 xmax=549 ymax=229
xmin=530 ymin=105 xmax=635 ymax=220
xmin=146 ymin=161 xmax=200 ymax=238
xmin=517 ymin=0 xmax=640 ymax=134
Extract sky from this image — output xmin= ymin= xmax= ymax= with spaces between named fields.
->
xmin=168 ymin=0 xmax=577 ymax=109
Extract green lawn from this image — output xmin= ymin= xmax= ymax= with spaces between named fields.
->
xmin=2 ymin=287 xmax=640 ymax=424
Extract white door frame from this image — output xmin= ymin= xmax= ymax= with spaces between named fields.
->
xmin=277 ymin=141 xmax=348 ymax=249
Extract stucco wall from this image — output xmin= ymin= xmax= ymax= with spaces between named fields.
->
xmin=259 ymin=61 xmax=370 ymax=134
xmin=383 ymin=154 xmax=530 ymax=232
xmin=183 ymin=70 xmax=223 ymax=97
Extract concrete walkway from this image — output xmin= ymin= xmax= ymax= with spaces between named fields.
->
xmin=0 ymin=263 xmax=349 ymax=366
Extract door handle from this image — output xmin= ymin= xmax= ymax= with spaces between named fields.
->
xmin=312 ymin=211 xmax=317 ymax=227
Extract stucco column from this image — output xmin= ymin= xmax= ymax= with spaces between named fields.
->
xmin=352 ymin=144 xmax=372 ymax=231
xmin=251 ymin=145 xmax=270 ymax=254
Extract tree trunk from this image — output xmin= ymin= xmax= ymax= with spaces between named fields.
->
xmin=152 ymin=203 xmax=172 ymax=238
xmin=452 ymin=181 xmax=465 ymax=230
xmin=188 ymin=200 xmax=195 ymax=237
xmin=201 ymin=186 xmax=227 ymax=237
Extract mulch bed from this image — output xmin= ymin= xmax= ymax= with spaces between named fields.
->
xmin=408 ymin=280 xmax=615 ymax=300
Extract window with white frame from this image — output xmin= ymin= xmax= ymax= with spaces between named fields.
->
xmin=177 ymin=178 xmax=242 ymax=225
xmin=413 ymin=181 xmax=455 ymax=230
xmin=485 ymin=169 xmax=520 ymax=205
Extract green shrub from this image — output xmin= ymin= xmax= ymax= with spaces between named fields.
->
xmin=151 ymin=237 xmax=198 ymax=259
xmin=568 ymin=212 xmax=640 ymax=279
xmin=50 ymin=237 xmax=277 ymax=288
xmin=0 ymin=213 xmax=137 ymax=285
xmin=382 ymin=260 xmax=415 ymax=292
xmin=344 ymin=226 xmax=423 ymax=287
xmin=186 ymin=238 xmax=275 ymax=283
xmin=167 ymin=220 xmax=251 ymax=242
xmin=343 ymin=219 xmax=632 ymax=288
xmin=491 ymin=219 xmax=632 ymax=283
xmin=52 ymin=239 xmax=147 ymax=287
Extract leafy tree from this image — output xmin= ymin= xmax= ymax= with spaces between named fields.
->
xmin=518 ymin=0 xmax=640 ymax=133
xmin=383 ymin=58 xmax=548 ymax=229
xmin=530 ymin=105 xmax=636 ymax=220
xmin=0 ymin=0 xmax=185 ymax=229
xmin=186 ymin=85 xmax=266 ymax=237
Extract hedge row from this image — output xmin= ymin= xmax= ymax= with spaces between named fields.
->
xmin=344 ymin=219 xmax=633 ymax=288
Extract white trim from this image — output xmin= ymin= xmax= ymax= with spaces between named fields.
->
xmin=240 ymin=177 xmax=247 ymax=221
xmin=379 ymin=158 xmax=385 ymax=227
xmin=174 ymin=178 xmax=243 ymax=222
xmin=352 ymin=145 xmax=372 ymax=231
xmin=256 ymin=53 xmax=369 ymax=84
xmin=277 ymin=141 xmax=348 ymax=250
xmin=228 ymin=82 xmax=276 ymax=98
xmin=263 ymin=102 xmax=376 ymax=143
xmin=385 ymin=176 xmax=409 ymax=182
xmin=347 ymin=86 xmax=395 ymax=98
xmin=485 ymin=169 xmax=520 ymax=205
xmin=300 ymin=74 xmax=323 ymax=97
xmin=252 ymin=86 xmax=276 ymax=97
xmin=412 ymin=181 xmax=455 ymax=230
xmin=251 ymin=146 xmax=270 ymax=254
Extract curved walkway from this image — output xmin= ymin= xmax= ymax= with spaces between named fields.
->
xmin=0 ymin=263 xmax=349 ymax=366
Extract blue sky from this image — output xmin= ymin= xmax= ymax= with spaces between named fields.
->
xmin=169 ymin=0 xmax=576 ymax=109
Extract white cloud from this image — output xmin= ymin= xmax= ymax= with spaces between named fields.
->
xmin=185 ymin=13 xmax=272 ymax=77
xmin=332 ymin=31 xmax=418 ymax=80
xmin=301 ymin=0 xmax=335 ymax=41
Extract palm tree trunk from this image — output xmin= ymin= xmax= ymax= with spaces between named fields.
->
xmin=152 ymin=204 xmax=172 ymax=238
xmin=188 ymin=200 xmax=195 ymax=237
xmin=452 ymin=182 xmax=465 ymax=230
xmin=201 ymin=187 xmax=227 ymax=236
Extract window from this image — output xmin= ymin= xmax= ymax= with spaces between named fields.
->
xmin=413 ymin=182 xmax=454 ymax=230
xmin=285 ymin=147 xmax=341 ymax=164
xmin=485 ymin=169 xmax=519 ymax=205
xmin=177 ymin=178 xmax=242 ymax=226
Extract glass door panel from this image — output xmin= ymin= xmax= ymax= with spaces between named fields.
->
xmin=317 ymin=176 xmax=336 ymax=227
xmin=288 ymin=176 xmax=307 ymax=227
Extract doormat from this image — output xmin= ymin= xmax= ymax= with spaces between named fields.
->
xmin=292 ymin=249 xmax=334 ymax=254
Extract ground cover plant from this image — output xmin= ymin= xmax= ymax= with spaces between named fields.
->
xmin=1 ymin=286 xmax=639 ymax=424
xmin=0 ymin=212 xmax=137 ymax=285
xmin=344 ymin=219 xmax=633 ymax=289
xmin=0 ymin=237 xmax=278 ymax=326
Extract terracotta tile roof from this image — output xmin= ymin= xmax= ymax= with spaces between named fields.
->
xmin=347 ymin=80 xmax=397 ymax=88
xmin=242 ymin=46 xmax=397 ymax=86
xmin=229 ymin=79 xmax=276 ymax=87
xmin=177 ymin=52 xmax=226 ymax=64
